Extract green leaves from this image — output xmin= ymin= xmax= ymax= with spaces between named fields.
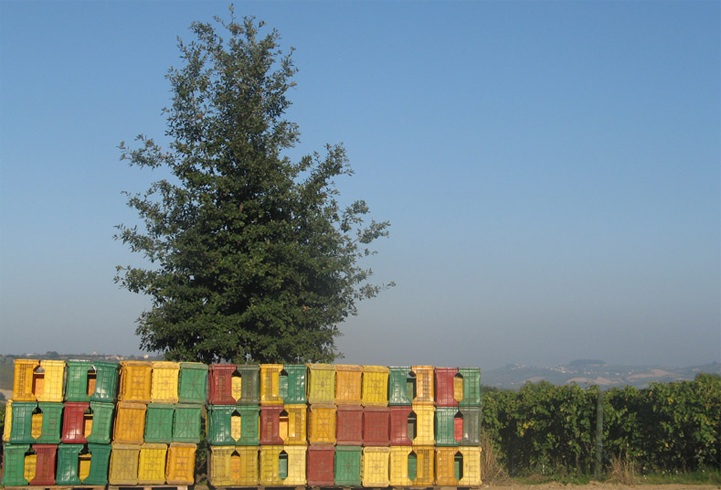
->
xmin=116 ymin=10 xmax=392 ymax=364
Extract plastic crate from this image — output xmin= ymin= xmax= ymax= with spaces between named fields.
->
xmin=260 ymin=405 xmax=284 ymax=445
xmin=336 ymin=405 xmax=363 ymax=445
xmin=109 ymin=443 xmax=140 ymax=485
xmin=435 ymin=446 xmax=482 ymax=486
xmin=178 ymin=362 xmax=208 ymax=404
xmin=138 ymin=443 xmax=167 ymax=484
xmin=118 ymin=361 xmax=152 ymax=403
xmin=86 ymin=401 xmax=115 ymax=444
xmin=335 ymin=364 xmax=362 ymax=405
xmin=390 ymin=446 xmax=435 ymax=487
xmin=55 ymin=444 xmax=84 ymax=485
xmin=2 ymin=400 xmax=12 ymax=442
xmin=34 ymin=402 xmax=63 ymax=444
xmin=166 ymin=443 xmax=197 ymax=484
xmin=458 ymin=367 xmax=482 ymax=407
xmin=435 ymin=367 xmax=460 ymax=407
xmin=260 ymin=364 xmax=284 ymax=405
xmin=28 ymin=444 xmax=56 ymax=485
xmin=91 ymin=361 xmax=120 ymax=402
xmin=8 ymin=402 xmax=36 ymax=443
xmin=83 ymin=443 xmax=112 ymax=485
xmin=36 ymin=360 xmax=66 ymax=402
xmin=259 ymin=446 xmax=306 ymax=486
xmin=459 ymin=406 xmax=482 ymax=446
xmin=283 ymin=404 xmax=307 ymax=445
xmin=62 ymin=401 xmax=90 ymax=443
xmin=235 ymin=364 xmax=260 ymax=405
xmin=435 ymin=407 xmax=461 ymax=446
xmin=363 ymin=406 xmax=390 ymax=446
xmin=210 ymin=446 xmax=259 ymax=486
xmin=334 ymin=445 xmax=362 ymax=486
xmin=361 ymin=446 xmax=390 ymax=487
xmin=113 ymin=402 xmax=147 ymax=444
xmin=388 ymin=366 xmax=413 ymax=405
xmin=1 ymin=444 xmax=30 ymax=485
xmin=66 ymin=360 xmax=118 ymax=402
xmin=306 ymin=364 xmax=336 ymax=404
xmin=12 ymin=359 xmax=39 ymax=401
xmin=280 ymin=364 xmax=306 ymax=404
xmin=173 ymin=403 xmax=202 ymax=443
xmin=144 ymin=403 xmax=175 ymax=443
xmin=389 ymin=405 xmax=413 ymax=446
xmin=362 ymin=365 xmax=389 ymax=406
xmin=411 ymin=365 xmax=434 ymax=405
xmin=412 ymin=404 xmax=435 ymax=446
xmin=208 ymin=405 xmax=259 ymax=445
xmin=151 ymin=361 xmax=180 ymax=403
xmin=208 ymin=364 xmax=236 ymax=405
xmin=307 ymin=446 xmax=335 ymax=486
xmin=308 ymin=404 xmax=336 ymax=445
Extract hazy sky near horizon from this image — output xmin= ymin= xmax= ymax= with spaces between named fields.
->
xmin=1 ymin=1 xmax=719 ymax=370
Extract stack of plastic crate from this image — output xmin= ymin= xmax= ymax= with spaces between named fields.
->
xmin=109 ymin=360 xmax=203 ymax=486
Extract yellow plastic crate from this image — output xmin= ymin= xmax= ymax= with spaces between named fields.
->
xmin=113 ymin=402 xmax=147 ymax=444
xmin=335 ymin=365 xmax=362 ymax=405
xmin=435 ymin=447 xmax=482 ymax=486
xmin=36 ymin=360 xmax=65 ymax=402
xmin=283 ymin=404 xmax=307 ymax=445
xmin=411 ymin=365 xmax=434 ymax=404
xmin=260 ymin=364 xmax=284 ymax=404
xmin=362 ymin=365 xmax=389 ymax=406
xmin=362 ymin=446 xmax=390 ymax=488
xmin=151 ymin=361 xmax=180 ymax=403
xmin=138 ymin=443 xmax=167 ymax=485
xmin=12 ymin=359 xmax=39 ymax=401
xmin=210 ymin=446 xmax=259 ymax=486
xmin=412 ymin=404 xmax=435 ymax=445
xmin=3 ymin=400 xmax=12 ymax=442
xmin=166 ymin=443 xmax=197 ymax=485
xmin=109 ymin=443 xmax=140 ymax=485
xmin=119 ymin=361 xmax=152 ymax=403
xmin=260 ymin=446 xmax=306 ymax=486
xmin=306 ymin=364 xmax=335 ymax=404
xmin=307 ymin=404 xmax=336 ymax=445
xmin=23 ymin=450 xmax=37 ymax=483
xmin=390 ymin=446 xmax=435 ymax=486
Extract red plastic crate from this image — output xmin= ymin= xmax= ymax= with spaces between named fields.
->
xmin=435 ymin=367 xmax=459 ymax=407
xmin=208 ymin=364 xmax=236 ymax=405
xmin=336 ymin=406 xmax=363 ymax=445
xmin=307 ymin=446 xmax=335 ymax=486
xmin=260 ymin=405 xmax=284 ymax=445
xmin=363 ymin=406 xmax=390 ymax=446
xmin=30 ymin=444 xmax=57 ymax=485
xmin=390 ymin=406 xmax=413 ymax=446
xmin=62 ymin=402 xmax=90 ymax=443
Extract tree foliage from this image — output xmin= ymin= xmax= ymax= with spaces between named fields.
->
xmin=115 ymin=10 xmax=392 ymax=364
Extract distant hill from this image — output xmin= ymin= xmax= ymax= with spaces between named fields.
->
xmin=482 ymin=361 xmax=721 ymax=390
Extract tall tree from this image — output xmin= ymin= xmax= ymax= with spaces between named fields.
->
xmin=115 ymin=11 xmax=391 ymax=364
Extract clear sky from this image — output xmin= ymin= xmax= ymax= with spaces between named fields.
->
xmin=1 ymin=1 xmax=719 ymax=370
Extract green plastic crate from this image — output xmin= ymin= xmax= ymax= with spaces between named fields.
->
xmin=35 ymin=402 xmax=63 ymax=443
xmin=236 ymin=365 xmax=260 ymax=405
xmin=334 ymin=446 xmax=362 ymax=486
xmin=65 ymin=360 xmax=93 ymax=402
xmin=67 ymin=361 xmax=119 ymax=403
xmin=459 ymin=406 xmax=481 ymax=446
xmin=173 ymin=404 xmax=202 ymax=443
xmin=87 ymin=402 xmax=115 ymax=444
xmin=56 ymin=444 xmax=84 ymax=485
xmin=280 ymin=364 xmax=307 ymax=404
xmin=207 ymin=405 xmax=259 ymax=445
xmin=144 ymin=403 xmax=175 ymax=443
xmin=9 ymin=402 xmax=36 ymax=443
xmin=458 ymin=368 xmax=481 ymax=407
xmin=388 ymin=366 xmax=414 ymax=405
xmin=91 ymin=361 xmax=119 ymax=403
xmin=83 ymin=443 xmax=112 ymax=485
xmin=435 ymin=407 xmax=460 ymax=446
xmin=1 ymin=444 xmax=30 ymax=486
xmin=178 ymin=362 xmax=208 ymax=404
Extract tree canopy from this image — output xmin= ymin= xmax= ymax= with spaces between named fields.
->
xmin=115 ymin=10 xmax=392 ymax=364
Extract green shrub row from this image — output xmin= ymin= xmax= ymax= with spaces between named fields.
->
xmin=481 ymin=373 xmax=721 ymax=475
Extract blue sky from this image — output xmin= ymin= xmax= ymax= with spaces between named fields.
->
xmin=1 ymin=1 xmax=719 ymax=370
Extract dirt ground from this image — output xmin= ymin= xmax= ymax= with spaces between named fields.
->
xmin=478 ymin=484 xmax=720 ymax=489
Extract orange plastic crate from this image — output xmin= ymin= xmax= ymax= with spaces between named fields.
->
xmin=361 ymin=447 xmax=390 ymax=488
xmin=259 ymin=446 xmax=306 ymax=486
xmin=411 ymin=366 xmax=434 ymax=405
xmin=166 ymin=443 xmax=197 ymax=485
xmin=113 ymin=402 xmax=147 ymax=444
xmin=389 ymin=446 xmax=435 ymax=486
xmin=108 ymin=443 xmax=140 ymax=485
xmin=362 ymin=366 xmax=389 ymax=406
xmin=335 ymin=365 xmax=362 ymax=405
xmin=138 ymin=443 xmax=167 ymax=485
xmin=306 ymin=364 xmax=335 ymax=404
xmin=308 ymin=404 xmax=336 ymax=445
xmin=151 ymin=361 xmax=180 ymax=403
xmin=435 ymin=446 xmax=482 ymax=486
xmin=118 ymin=361 xmax=152 ymax=403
